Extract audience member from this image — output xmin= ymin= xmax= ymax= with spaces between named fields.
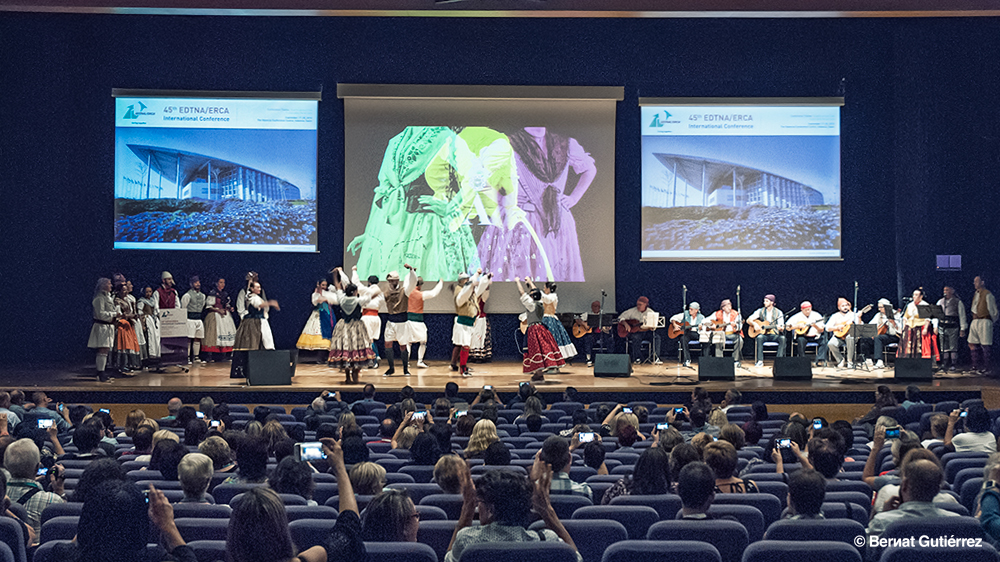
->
xmin=454 ymin=415 xmax=476 ymax=438
xmin=433 ymin=455 xmax=465 ymax=493
xmin=525 ymin=414 xmax=544 ymax=433
xmin=720 ymin=389 xmax=742 ymax=413
xmin=184 ymin=419 xmax=208 ymax=446
xmin=0 ymin=471 xmax=34 ymax=547
xmin=515 ymin=396 xmax=544 ymax=424
xmin=539 ymin=436 xmax=593 ymax=500
xmin=121 ymin=409 xmax=146 ymax=438
xmin=704 ymin=441 xmax=759 ymax=493
xmin=350 ymin=461 xmax=387 ymax=496
xmin=411 ymin=433 xmax=443 ymax=466
xmin=0 ymin=392 xmax=22 ymax=431
xmin=922 ymin=414 xmax=949 ymax=448
xmin=601 ymin=447 xmax=670 ymax=504
xmin=482 ymin=441 xmax=511 ymax=466
xmin=341 ymin=435 xmax=371 ymax=469
xmin=4 ymin=438 xmax=65 ymax=536
xmin=677 ymin=462 xmax=717 ymax=519
xmin=775 ymin=468 xmax=826 ymax=525
xmin=223 ymin=437 xmax=269 ymax=485
xmin=428 ymin=422 xmax=454 ymax=455
xmin=227 ymin=438 xmax=366 ymax=562
xmin=901 ymin=385 xmax=924 ymax=409
xmin=582 ymin=441 xmax=608 ymax=475
xmin=872 ymin=449 xmax=958 ymax=513
xmin=863 ymin=427 xmax=921 ymax=491
xmin=198 ymin=435 xmax=236 ymax=472
xmin=560 ymin=410 xmax=591 ymax=438
xmin=652 ymin=426 xmax=684 ymax=452
xmin=689 ymin=432 xmax=714 ymax=456
xmin=464 ymin=419 xmax=499 ymax=459
xmin=867 ymin=459 xmax=958 ymax=537
xmin=69 ymin=457 xmax=125 ymax=504
xmin=361 ymin=488 xmax=420 ymax=542
xmin=269 ymin=456 xmax=317 ymax=505
xmin=165 ymin=397 xmax=182 ymax=420
xmin=669 ymin=443 xmax=702 ymax=487
xmin=445 ymin=465 xmax=579 ymax=562
xmin=30 ymin=393 xmax=71 ymax=432
xmin=178 ymin=453 xmax=214 ymax=504
xmin=150 ymin=439 xmax=187 ymax=481
xmin=853 ymin=385 xmax=899 ymax=434
xmin=945 ymin=404 xmax=997 ymax=453
xmin=718 ymin=424 xmax=745 ymax=450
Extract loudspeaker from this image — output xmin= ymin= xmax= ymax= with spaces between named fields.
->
xmin=698 ymin=356 xmax=735 ymax=381
xmin=231 ymin=350 xmax=296 ymax=385
xmin=594 ymin=354 xmax=632 ymax=378
xmin=894 ymin=358 xmax=933 ymax=381
xmin=773 ymin=357 xmax=813 ymax=380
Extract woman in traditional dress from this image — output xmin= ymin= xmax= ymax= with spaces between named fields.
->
xmin=297 ymin=279 xmax=336 ymax=363
xmin=468 ymin=275 xmax=493 ymax=363
xmin=88 ymin=278 xmax=117 ymax=382
xmin=203 ymin=277 xmax=236 ymax=362
xmin=514 ymin=277 xmax=564 ymax=381
xmin=481 ymin=127 xmax=596 ymax=282
xmin=327 ymin=267 xmax=376 ymax=384
xmin=109 ymin=282 xmax=142 ymax=375
xmin=138 ymin=286 xmax=161 ymax=368
xmin=897 ymin=288 xmax=941 ymax=365
xmin=347 ymin=126 xmax=481 ymax=281
xmin=124 ymin=280 xmax=146 ymax=364
xmin=529 ymin=279 xmax=577 ymax=362
xmin=233 ymin=278 xmax=278 ymax=352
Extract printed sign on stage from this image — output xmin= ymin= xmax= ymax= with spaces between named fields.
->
xmin=159 ymin=308 xmax=188 ymax=338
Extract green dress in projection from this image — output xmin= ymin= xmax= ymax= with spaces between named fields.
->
xmin=350 ymin=126 xmax=481 ymax=281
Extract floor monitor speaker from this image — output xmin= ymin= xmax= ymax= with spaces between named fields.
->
xmin=698 ymin=356 xmax=736 ymax=381
xmin=773 ymin=357 xmax=813 ymax=380
xmin=594 ymin=354 xmax=632 ymax=378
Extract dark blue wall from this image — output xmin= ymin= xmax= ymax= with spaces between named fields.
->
xmin=1 ymin=14 xmax=997 ymax=366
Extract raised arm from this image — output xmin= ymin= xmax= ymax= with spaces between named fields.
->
xmin=403 ymin=264 xmax=417 ymax=296
xmin=423 ymin=280 xmax=445 ymax=300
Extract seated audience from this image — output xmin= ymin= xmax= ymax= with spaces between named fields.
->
xmin=199 ymin=435 xmax=236 ymax=472
xmin=184 ymin=419 xmax=208 ymax=446
xmin=945 ymin=404 xmax=997 ymax=453
xmin=718 ymin=424 xmax=745 ymax=451
xmin=582 ymin=441 xmax=608 ymax=475
xmin=872 ymin=449 xmax=958 ymax=513
xmin=223 ymin=437 xmax=269 ymax=485
xmin=867 ymin=459 xmax=958 ymax=537
xmin=227 ymin=438 xmax=366 ymax=562
xmin=454 ymin=415 xmax=475 ymax=438
xmin=482 ymin=441 xmax=511 ymax=466
xmin=433 ymin=455 xmax=465 ymax=494
xmin=601 ymin=447 xmax=670 ymax=504
xmin=464 ymin=419 xmax=499 ymax=459
xmin=922 ymin=414 xmax=949 ymax=448
xmin=70 ymin=457 xmax=125 ymax=504
xmin=445 ymin=465 xmax=580 ymax=562
xmin=669 ymin=443 xmax=702 ymax=488
xmin=704 ymin=441 xmax=759 ymax=493
xmin=350 ymin=461 xmax=387 ymax=496
xmin=769 ymin=468 xmax=826 ymax=528
xmin=269 ymin=456 xmax=317 ymax=505
xmin=121 ymin=408 xmax=146 ymax=438
xmin=341 ymin=435 xmax=370 ymax=470
xmin=720 ymin=389 xmax=743 ymax=413
xmin=150 ymin=439 xmax=187 ymax=481
xmin=0 ymin=471 xmax=34 ymax=547
xmin=652 ymin=426 xmax=684 ymax=452
xmin=178 ymin=453 xmax=214 ymax=504
xmin=4 ymin=438 xmax=65 ymax=537
xmin=539 ymin=436 xmax=593 ymax=500
xmin=559 ymin=410 xmax=591 ymax=438
xmin=361 ymin=488 xmax=420 ymax=542
xmin=411 ymin=433 xmax=443 ymax=466
xmin=977 ymin=454 xmax=1000 ymax=541
xmin=676 ymin=462 xmax=718 ymax=519
xmin=683 ymin=408 xmax=719 ymax=440
xmin=863 ymin=427 xmax=922 ymax=491
xmin=689 ymin=432 xmax=714 ymax=456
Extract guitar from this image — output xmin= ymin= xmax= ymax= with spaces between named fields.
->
xmin=618 ymin=319 xmax=655 ymax=338
xmin=700 ymin=319 xmax=739 ymax=336
xmin=877 ymin=310 xmax=901 ymax=335
xmin=572 ymin=319 xmax=590 ymax=339
xmin=747 ymin=319 xmax=778 ymax=339
xmin=668 ymin=320 xmax=690 ymax=340
xmin=831 ymin=304 xmax=873 ymax=338
xmin=787 ymin=316 xmax=823 ymax=336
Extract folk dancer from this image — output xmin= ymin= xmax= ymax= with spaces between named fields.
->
xmin=203 ymin=277 xmax=236 ymax=362
xmin=897 ymin=289 xmax=940 ymax=366
xmin=180 ymin=276 xmax=206 ymax=365
xmin=88 ymin=278 xmax=116 ymax=382
xmin=123 ymin=280 xmax=146 ymax=366
xmin=936 ymin=286 xmax=968 ymax=372
xmin=450 ymin=269 xmax=490 ymax=377
xmin=469 ymin=274 xmax=493 ymax=363
xmin=618 ymin=296 xmax=663 ymax=365
xmin=353 ymin=268 xmax=384 ymax=369
xmin=404 ymin=264 xmax=444 ymax=369
xmin=747 ymin=294 xmax=786 ymax=367
xmin=137 ymin=286 xmax=161 ymax=368
xmin=156 ymin=271 xmax=180 ymax=310
xmin=577 ymin=301 xmax=615 ymax=367
xmin=381 ymin=269 xmax=411 ymax=376
xmin=110 ymin=281 xmax=143 ymax=374
xmin=702 ymin=299 xmax=743 ymax=366
xmin=515 ymin=277 xmax=565 ymax=381
xmin=785 ymin=301 xmax=826 ymax=363
xmin=530 ymin=279 xmax=578 ymax=362
xmin=296 ymin=279 xmax=336 ymax=363
xmin=822 ymin=298 xmax=860 ymax=369
xmin=232 ymin=277 xmax=278 ymax=353
xmin=869 ymin=299 xmax=903 ymax=369
xmin=327 ymin=267 xmax=376 ymax=384
xmin=669 ymin=302 xmax=705 ymax=368
xmin=970 ymin=276 xmax=998 ymax=375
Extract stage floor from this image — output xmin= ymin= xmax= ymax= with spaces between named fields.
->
xmin=3 ymin=357 xmax=993 ymax=397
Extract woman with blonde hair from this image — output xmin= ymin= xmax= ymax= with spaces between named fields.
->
xmin=463 ymin=419 xmax=499 ymax=459
xmin=350 ymin=461 xmax=387 ymax=496
xmin=514 ymin=396 xmax=544 ymax=424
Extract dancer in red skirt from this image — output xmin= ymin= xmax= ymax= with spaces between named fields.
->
xmin=515 ymin=277 xmax=564 ymax=381
xmin=327 ymin=267 xmax=377 ymax=384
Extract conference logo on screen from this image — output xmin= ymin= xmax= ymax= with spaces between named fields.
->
xmin=122 ymin=101 xmax=155 ymax=120
xmin=649 ymin=110 xmax=680 ymax=128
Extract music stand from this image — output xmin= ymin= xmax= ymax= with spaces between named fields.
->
xmin=918 ymin=305 xmax=947 ymax=320
xmin=849 ymin=324 xmax=878 ymax=371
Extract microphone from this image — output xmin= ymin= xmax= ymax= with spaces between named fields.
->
xmin=601 ymin=290 xmax=607 ymax=296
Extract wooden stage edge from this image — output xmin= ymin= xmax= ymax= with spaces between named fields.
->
xmin=2 ymin=359 xmax=995 ymax=404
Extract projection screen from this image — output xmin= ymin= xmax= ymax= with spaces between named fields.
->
xmin=340 ymin=84 xmax=622 ymax=314
xmin=639 ymin=98 xmax=843 ymax=261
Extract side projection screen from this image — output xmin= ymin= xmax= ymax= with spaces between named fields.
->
xmin=113 ymin=90 xmax=320 ymax=252
xmin=640 ymin=98 xmax=843 ymax=261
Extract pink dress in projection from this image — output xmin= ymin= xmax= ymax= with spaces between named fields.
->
xmin=479 ymin=128 xmax=595 ymax=282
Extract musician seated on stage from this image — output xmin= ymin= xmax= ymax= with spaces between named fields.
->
xmin=573 ymin=301 xmax=614 ymax=367
xmin=618 ymin=296 xmax=662 ymax=365
xmin=869 ymin=299 xmax=903 ymax=369
xmin=785 ymin=301 xmax=827 ymax=363
xmin=747 ymin=294 xmax=786 ymax=367
xmin=822 ymin=298 xmax=863 ymax=369
xmin=702 ymin=299 xmax=744 ymax=366
xmin=670 ymin=302 xmax=705 ymax=367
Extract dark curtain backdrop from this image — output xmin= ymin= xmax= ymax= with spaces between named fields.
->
xmin=1 ymin=14 xmax=997 ymax=366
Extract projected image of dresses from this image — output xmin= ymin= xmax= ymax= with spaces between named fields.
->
xmin=349 ymin=126 xmax=481 ymax=281
xmin=481 ymin=127 xmax=596 ymax=282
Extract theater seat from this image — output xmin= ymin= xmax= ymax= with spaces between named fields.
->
xmin=366 ymin=541 xmax=439 ymax=562
xmin=647 ymin=520 xmax=748 ymax=562
xmin=742 ymin=540 xmax=861 ymax=562
xmin=529 ymin=519 xmax=627 ymax=562
xmin=461 ymin=541 xmax=578 ymax=562
xmin=601 ymin=540 xmax=721 ymax=562
xmin=572 ymin=505 xmax=659 ymax=540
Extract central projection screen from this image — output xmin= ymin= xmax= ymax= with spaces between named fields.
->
xmin=639 ymin=98 xmax=843 ymax=261
xmin=340 ymin=84 xmax=622 ymax=314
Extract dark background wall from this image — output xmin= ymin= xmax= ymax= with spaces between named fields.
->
xmin=1 ymin=14 xmax=997 ymax=366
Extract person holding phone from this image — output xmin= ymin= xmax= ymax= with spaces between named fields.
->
xmin=4 ymin=438 xmax=66 ymax=537
xmin=945 ymin=405 xmax=997 ymax=453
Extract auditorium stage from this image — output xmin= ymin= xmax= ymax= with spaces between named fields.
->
xmin=2 ymin=358 xmax=993 ymax=410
